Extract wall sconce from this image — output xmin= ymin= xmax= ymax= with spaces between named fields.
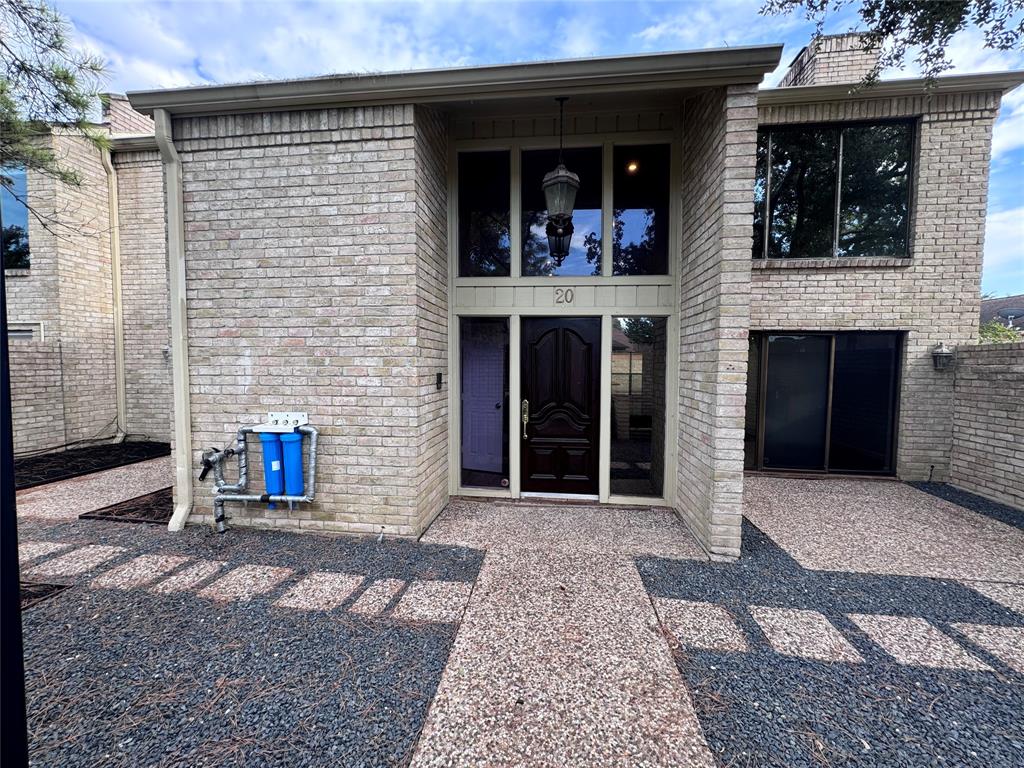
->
xmin=931 ymin=342 xmax=955 ymax=370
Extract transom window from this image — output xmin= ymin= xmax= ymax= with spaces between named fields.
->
xmin=457 ymin=143 xmax=672 ymax=277
xmin=753 ymin=121 xmax=914 ymax=260
xmin=1 ymin=165 xmax=30 ymax=269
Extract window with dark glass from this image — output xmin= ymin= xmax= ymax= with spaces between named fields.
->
xmin=460 ymin=317 xmax=510 ymax=488
xmin=612 ymin=144 xmax=670 ymax=275
xmin=458 ymin=151 xmax=511 ymax=277
xmin=1 ymin=166 xmax=30 ymax=269
xmin=521 ymin=146 xmax=602 ymax=277
xmin=752 ymin=121 xmax=913 ymax=259
xmin=610 ymin=316 xmax=667 ymax=497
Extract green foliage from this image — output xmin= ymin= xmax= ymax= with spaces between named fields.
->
xmin=762 ymin=0 xmax=1024 ymax=82
xmin=980 ymin=318 xmax=1023 ymax=343
xmin=1 ymin=0 xmax=107 ymax=189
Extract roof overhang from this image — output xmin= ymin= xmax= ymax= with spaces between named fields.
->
xmin=110 ymin=134 xmax=159 ymax=152
xmin=759 ymin=70 xmax=1024 ymax=106
xmin=127 ymin=45 xmax=784 ymax=117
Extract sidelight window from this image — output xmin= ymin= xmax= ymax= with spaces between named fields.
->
xmin=753 ymin=122 xmax=913 ymax=260
xmin=459 ymin=317 xmax=510 ymax=488
xmin=1 ymin=165 xmax=30 ymax=269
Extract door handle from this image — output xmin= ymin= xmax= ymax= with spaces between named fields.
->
xmin=521 ymin=399 xmax=529 ymax=440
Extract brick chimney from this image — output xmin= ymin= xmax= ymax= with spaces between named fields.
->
xmin=101 ymin=93 xmax=155 ymax=135
xmin=779 ymin=33 xmax=881 ymax=87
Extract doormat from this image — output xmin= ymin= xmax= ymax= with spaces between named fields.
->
xmin=21 ymin=581 xmax=72 ymax=610
xmin=80 ymin=487 xmax=174 ymax=525
xmin=15 ymin=441 xmax=171 ymax=490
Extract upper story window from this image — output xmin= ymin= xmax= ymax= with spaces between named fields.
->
xmin=522 ymin=146 xmax=602 ymax=277
xmin=753 ymin=121 xmax=914 ymax=260
xmin=1 ymin=166 xmax=30 ymax=269
xmin=458 ymin=151 xmax=511 ymax=277
xmin=457 ymin=142 xmax=672 ymax=278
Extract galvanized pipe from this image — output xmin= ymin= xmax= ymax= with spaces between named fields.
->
xmin=209 ymin=425 xmax=318 ymax=533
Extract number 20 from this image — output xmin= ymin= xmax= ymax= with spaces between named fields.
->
xmin=554 ymin=288 xmax=575 ymax=304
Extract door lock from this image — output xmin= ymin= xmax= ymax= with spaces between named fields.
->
xmin=521 ymin=399 xmax=529 ymax=440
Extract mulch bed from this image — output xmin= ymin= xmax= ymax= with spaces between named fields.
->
xmin=79 ymin=487 xmax=173 ymax=525
xmin=20 ymin=581 xmax=71 ymax=610
xmin=15 ymin=441 xmax=171 ymax=490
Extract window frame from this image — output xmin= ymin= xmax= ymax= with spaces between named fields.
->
xmin=753 ymin=118 xmax=917 ymax=261
xmin=454 ymin=135 xmax=676 ymax=279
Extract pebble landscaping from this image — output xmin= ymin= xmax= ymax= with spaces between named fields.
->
xmin=15 ymin=461 xmax=1024 ymax=766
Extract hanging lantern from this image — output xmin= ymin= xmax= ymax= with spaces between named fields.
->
xmin=543 ymin=97 xmax=578 ymax=263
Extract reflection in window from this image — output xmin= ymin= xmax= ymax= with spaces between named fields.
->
xmin=458 ymin=151 xmax=510 ymax=276
xmin=521 ymin=147 xmax=602 ymax=277
xmin=613 ymin=144 xmax=669 ymax=275
xmin=753 ymin=121 xmax=913 ymax=259
xmin=838 ymin=124 xmax=912 ymax=258
xmin=610 ymin=317 xmax=667 ymax=497
xmin=1 ymin=166 xmax=30 ymax=269
xmin=460 ymin=317 xmax=509 ymax=488
xmin=767 ymin=126 xmax=839 ymax=259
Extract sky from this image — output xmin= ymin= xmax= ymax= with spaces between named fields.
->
xmin=54 ymin=0 xmax=1024 ymax=296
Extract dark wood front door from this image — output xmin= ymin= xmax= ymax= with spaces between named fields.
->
xmin=520 ymin=317 xmax=601 ymax=495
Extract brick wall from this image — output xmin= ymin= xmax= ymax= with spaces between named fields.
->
xmin=174 ymin=105 xmax=449 ymax=535
xmin=114 ymin=149 xmax=172 ymax=440
xmin=677 ymin=84 xmax=758 ymax=560
xmin=751 ymin=91 xmax=999 ymax=481
xmin=412 ymin=106 xmax=450 ymax=532
xmin=104 ymin=94 xmax=155 ymax=134
xmin=780 ymin=33 xmax=879 ymax=87
xmin=950 ymin=341 xmax=1024 ymax=509
xmin=7 ymin=340 xmax=66 ymax=453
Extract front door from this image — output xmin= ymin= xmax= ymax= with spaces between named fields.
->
xmin=520 ymin=317 xmax=601 ymax=495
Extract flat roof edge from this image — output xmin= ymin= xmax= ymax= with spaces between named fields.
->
xmin=127 ymin=45 xmax=784 ymax=116
xmin=759 ymin=70 xmax=1024 ymax=105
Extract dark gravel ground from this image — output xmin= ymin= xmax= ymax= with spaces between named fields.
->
xmin=638 ymin=521 xmax=1024 ymax=768
xmin=79 ymin=486 xmax=173 ymax=524
xmin=15 ymin=441 xmax=171 ymax=490
xmin=19 ymin=520 xmax=484 ymax=768
xmin=910 ymin=482 xmax=1024 ymax=532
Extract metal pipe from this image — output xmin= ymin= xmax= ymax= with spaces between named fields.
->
xmin=100 ymin=148 xmax=128 ymax=440
xmin=209 ymin=425 xmax=318 ymax=533
xmin=154 ymin=108 xmax=194 ymax=533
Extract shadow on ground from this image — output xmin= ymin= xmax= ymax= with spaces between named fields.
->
xmin=638 ymin=522 xmax=1024 ymax=768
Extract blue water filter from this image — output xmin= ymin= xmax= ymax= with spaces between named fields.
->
xmin=280 ymin=431 xmax=305 ymax=496
xmin=258 ymin=432 xmax=284 ymax=509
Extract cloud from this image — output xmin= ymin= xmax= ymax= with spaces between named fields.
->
xmin=983 ymin=206 xmax=1024 ymax=295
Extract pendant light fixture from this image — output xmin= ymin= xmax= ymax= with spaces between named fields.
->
xmin=542 ymin=96 xmax=580 ymax=264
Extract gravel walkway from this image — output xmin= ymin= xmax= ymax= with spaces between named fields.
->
xmin=640 ymin=519 xmax=1024 ymax=767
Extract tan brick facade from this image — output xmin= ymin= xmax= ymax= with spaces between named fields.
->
xmin=751 ymin=90 xmax=999 ymax=481
xmin=780 ymin=34 xmax=879 ymax=87
xmin=173 ymin=105 xmax=448 ymax=535
xmin=950 ymin=341 xmax=1024 ymax=508
xmin=677 ymin=84 xmax=758 ymax=559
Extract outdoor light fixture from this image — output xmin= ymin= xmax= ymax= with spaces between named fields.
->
xmin=931 ymin=342 xmax=955 ymax=370
xmin=542 ymin=96 xmax=579 ymax=264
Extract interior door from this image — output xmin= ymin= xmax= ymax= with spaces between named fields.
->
xmin=520 ymin=317 xmax=601 ymax=495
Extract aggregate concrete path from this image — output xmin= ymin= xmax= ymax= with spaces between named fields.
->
xmin=414 ymin=500 xmax=715 ymax=767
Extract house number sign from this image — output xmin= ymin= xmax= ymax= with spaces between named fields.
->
xmin=554 ymin=288 xmax=575 ymax=304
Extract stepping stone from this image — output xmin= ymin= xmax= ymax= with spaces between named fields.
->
xmin=349 ymin=579 xmax=405 ymax=616
xmin=91 ymin=554 xmax=190 ymax=590
xmin=750 ymin=606 xmax=862 ymax=663
xmin=848 ymin=614 xmax=991 ymax=671
xmin=654 ymin=597 xmax=748 ymax=652
xmin=28 ymin=545 xmax=125 ymax=578
xmin=964 ymin=581 xmax=1024 ymax=615
xmin=150 ymin=559 xmax=225 ymax=594
xmin=952 ymin=623 xmax=1024 ymax=674
xmin=275 ymin=572 xmax=364 ymax=611
xmin=18 ymin=541 xmax=70 ymax=563
xmin=393 ymin=580 xmax=473 ymax=624
xmin=197 ymin=564 xmax=293 ymax=602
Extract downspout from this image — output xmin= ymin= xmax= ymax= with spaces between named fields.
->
xmin=154 ymin=108 xmax=194 ymax=532
xmin=100 ymin=148 xmax=128 ymax=440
